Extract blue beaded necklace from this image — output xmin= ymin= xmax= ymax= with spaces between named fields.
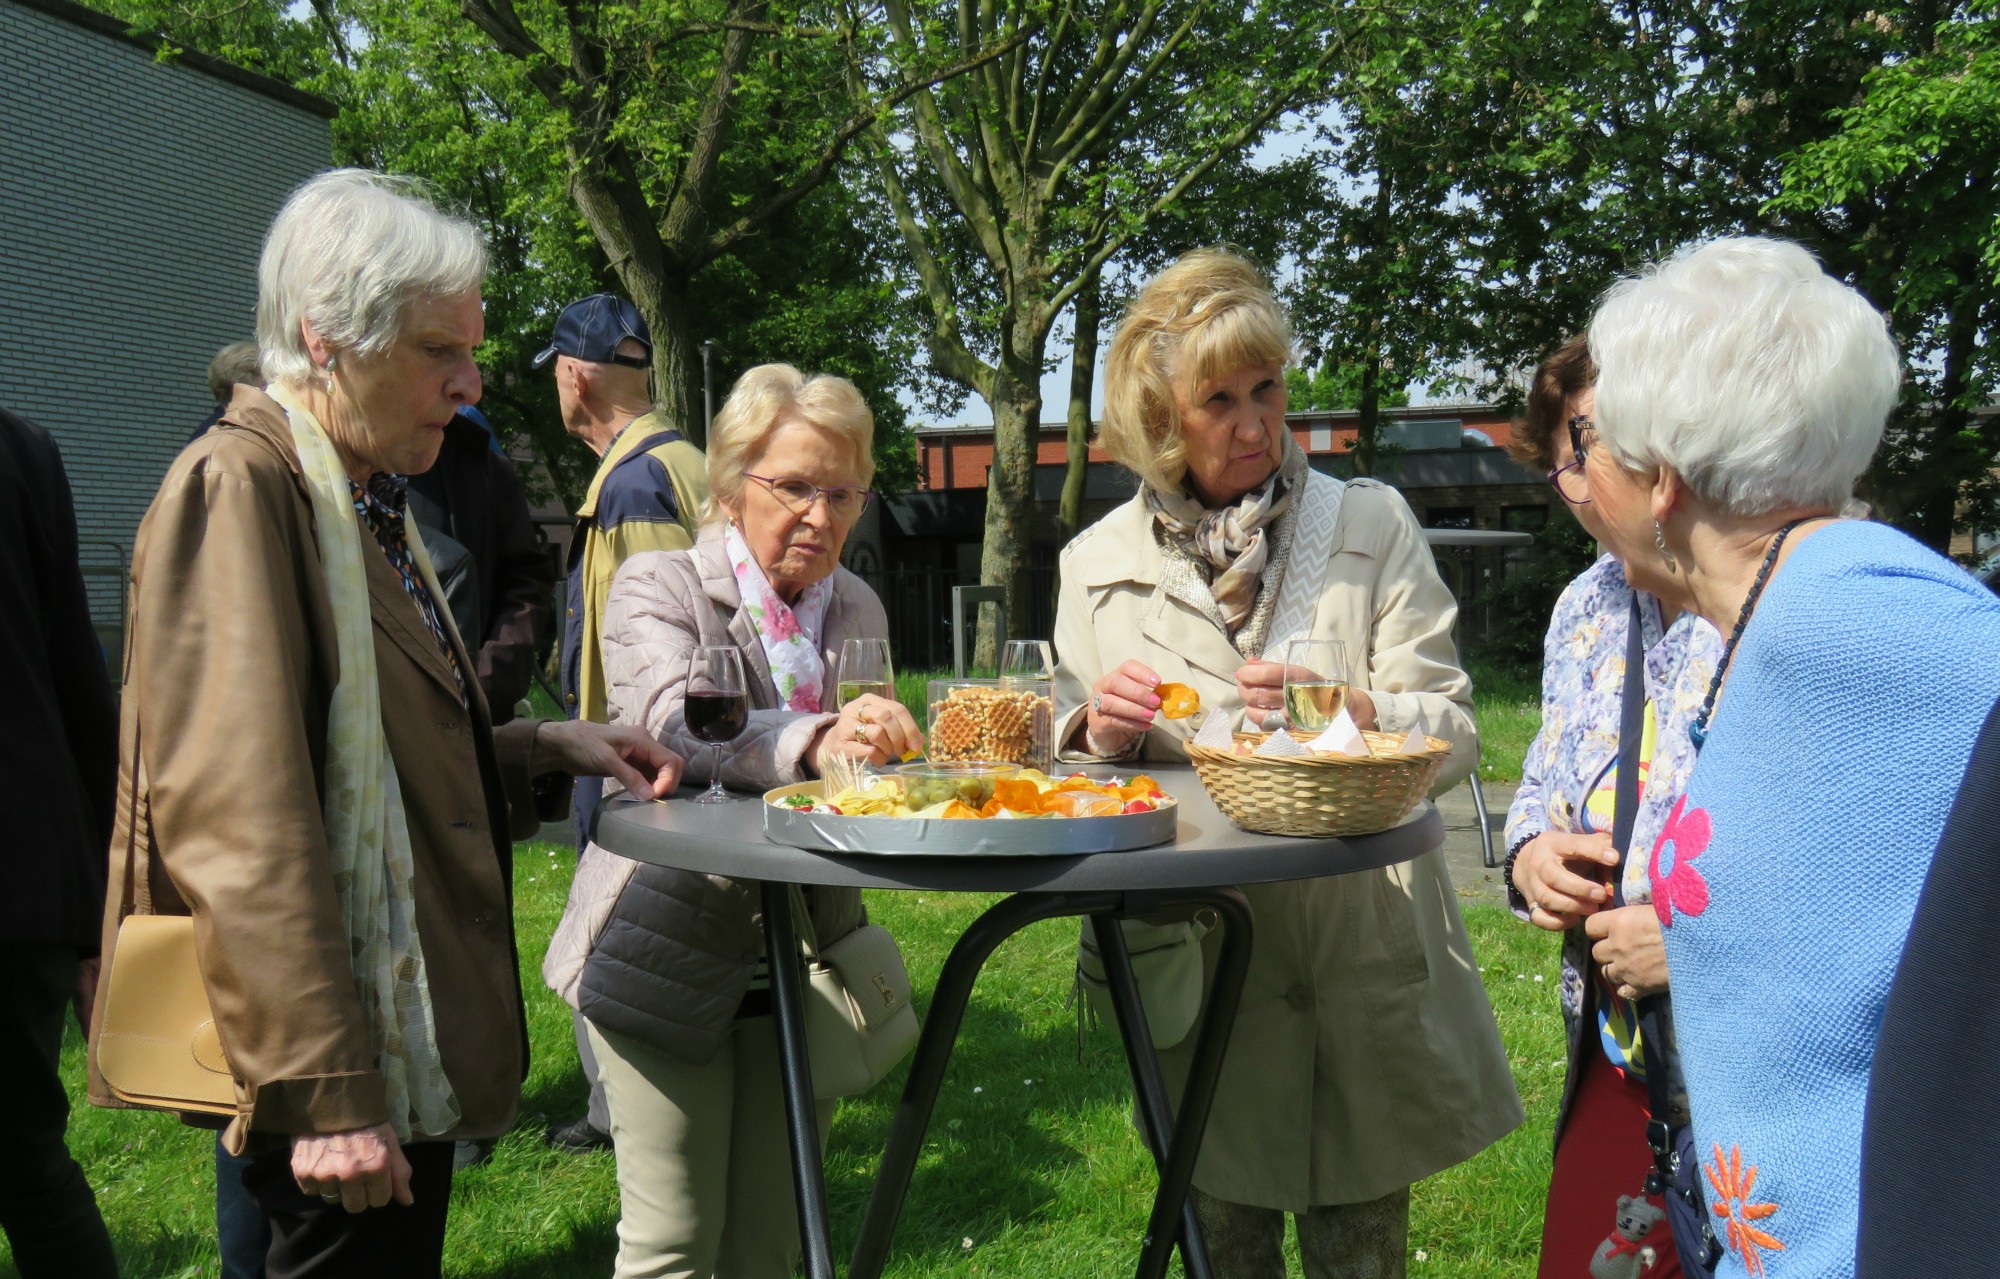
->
xmin=1688 ymin=517 xmax=1812 ymax=750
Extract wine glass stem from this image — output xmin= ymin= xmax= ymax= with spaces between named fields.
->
xmin=706 ymin=741 xmax=727 ymax=799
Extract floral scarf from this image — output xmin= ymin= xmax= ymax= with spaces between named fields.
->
xmin=726 ymin=524 xmax=834 ymax=712
xmin=1146 ymin=435 xmax=1310 ymax=653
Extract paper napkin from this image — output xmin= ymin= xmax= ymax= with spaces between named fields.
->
xmin=1306 ymin=708 xmax=1369 ymax=757
xmin=1395 ymin=729 xmax=1429 ymax=754
xmin=1192 ymin=711 xmax=1236 ymax=749
xmin=1253 ymin=728 xmax=1312 ymax=758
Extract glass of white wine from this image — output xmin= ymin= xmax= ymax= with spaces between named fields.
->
xmin=1281 ymin=638 xmax=1349 ymax=735
xmin=999 ymin=639 xmax=1054 ymax=686
xmin=835 ymin=637 xmax=895 ymax=709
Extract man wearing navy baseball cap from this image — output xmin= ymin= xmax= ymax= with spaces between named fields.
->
xmin=543 ymin=293 xmax=709 ymax=1154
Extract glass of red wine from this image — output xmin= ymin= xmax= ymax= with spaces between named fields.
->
xmin=681 ymin=644 xmax=749 ymax=804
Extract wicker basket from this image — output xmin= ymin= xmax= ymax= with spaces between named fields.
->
xmin=1185 ymin=731 xmax=1452 ymax=837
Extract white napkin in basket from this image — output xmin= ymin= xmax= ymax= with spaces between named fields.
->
xmin=1253 ymin=729 xmax=1312 ymax=758
xmin=1306 ymin=709 xmax=1369 ymax=757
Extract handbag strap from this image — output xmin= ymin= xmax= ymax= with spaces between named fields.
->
xmin=1609 ymin=592 xmax=1646 ymax=897
xmin=787 ymin=883 xmax=821 ymax=959
xmin=118 ymin=717 xmax=154 ymax=917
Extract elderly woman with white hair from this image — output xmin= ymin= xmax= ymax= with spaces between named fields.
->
xmin=86 ymin=169 xmax=680 ymax=1275
xmin=1052 ymin=248 xmax=1521 ymax=1278
xmin=544 ymin=363 xmax=917 ymax=1279
xmin=1576 ymin=235 xmax=2000 ymax=1277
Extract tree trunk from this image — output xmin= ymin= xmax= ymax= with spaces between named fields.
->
xmin=1354 ymin=346 xmax=1383 ymax=477
xmin=1058 ymin=267 xmax=1104 ymax=544
xmin=1351 ymin=165 xmax=1394 ymax=477
xmin=977 ymin=363 xmax=1044 ymax=668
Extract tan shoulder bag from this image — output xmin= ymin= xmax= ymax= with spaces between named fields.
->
xmin=94 ymin=728 xmax=236 ymax=1116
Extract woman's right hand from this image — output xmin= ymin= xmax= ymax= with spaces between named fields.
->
xmin=811 ymin=694 xmax=923 ymax=773
xmin=291 ymin=1122 xmax=413 ymax=1213
xmin=1512 ymin=831 xmax=1620 ymax=930
xmin=1082 ymin=661 xmax=1162 ymax=756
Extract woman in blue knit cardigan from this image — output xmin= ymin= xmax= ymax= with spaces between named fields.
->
xmin=1574 ymin=235 xmax=2000 ymax=1279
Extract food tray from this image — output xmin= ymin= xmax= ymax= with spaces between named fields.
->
xmin=760 ymin=781 xmax=1177 ymax=857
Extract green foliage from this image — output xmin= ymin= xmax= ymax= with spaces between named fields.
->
xmin=1768 ymin=1 xmax=2000 ymax=550
xmin=94 ymin=0 xmax=926 ymax=507
xmin=1286 ymin=358 xmax=1412 ymax=412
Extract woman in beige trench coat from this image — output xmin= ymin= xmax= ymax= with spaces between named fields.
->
xmin=1052 ymin=249 xmax=1522 ymax=1278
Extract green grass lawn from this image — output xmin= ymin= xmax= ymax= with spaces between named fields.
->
xmin=17 ymin=848 xmax=1564 ymax=1279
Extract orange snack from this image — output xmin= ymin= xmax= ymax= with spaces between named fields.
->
xmin=1156 ymin=682 xmax=1200 ymax=720
xmin=940 ymin=799 xmax=984 ymax=820
xmin=992 ymin=778 xmax=1044 ymax=813
xmin=1117 ymin=774 xmax=1163 ymax=802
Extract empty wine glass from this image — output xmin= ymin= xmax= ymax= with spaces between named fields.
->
xmin=1281 ymin=638 xmax=1349 ymax=735
xmin=681 ymin=645 xmax=749 ymax=804
xmin=835 ymin=638 xmax=896 ymax=709
xmin=999 ymin=639 xmax=1054 ymax=686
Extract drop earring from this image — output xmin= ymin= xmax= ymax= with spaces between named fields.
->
xmin=1655 ymin=520 xmax=1678 ymax=572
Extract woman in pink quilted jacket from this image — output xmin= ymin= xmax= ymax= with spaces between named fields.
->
xmin=544 ymin=363 xmax=916 ymax=1279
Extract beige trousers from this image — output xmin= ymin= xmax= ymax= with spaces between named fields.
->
xmin=587 ymin=1016 xmax=836 ymax=1279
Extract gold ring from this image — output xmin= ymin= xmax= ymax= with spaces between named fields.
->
xmin=854 ymin=723 xmax=867 ymax=742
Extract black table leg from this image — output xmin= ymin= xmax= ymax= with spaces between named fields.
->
xmin=1133 ymin=888 xmax=1253 ymax=1279
xmin=1090 ymin=911 xmax=1213 ymax=1279
xmin=1093 ymin=889 xmax=1252 ymax=1279
xmin=848 ymin=890 xmax=1125 ymax=1279
xmin=761 ymin=880 xmax=834 ymax=1279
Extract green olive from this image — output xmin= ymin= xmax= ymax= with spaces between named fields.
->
xmin=955 ymin=777 xmax=987 ymax=802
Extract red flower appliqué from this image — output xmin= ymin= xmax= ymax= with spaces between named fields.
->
xmin=1648 ymin=795 xmax=1712 ymax=928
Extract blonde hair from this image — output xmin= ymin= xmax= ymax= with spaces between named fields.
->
xmin=1098 ymin=248 xmax=1294 ymax=492
xmin=703 ymin=363 xmax=877 ymax=526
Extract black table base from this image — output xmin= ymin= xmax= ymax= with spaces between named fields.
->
xmin=760 ymin=881 xmax=1255 ymax=1279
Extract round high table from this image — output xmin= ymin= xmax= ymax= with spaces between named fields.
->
xmin=593 ymin=765 xmax=1443 ymax=1279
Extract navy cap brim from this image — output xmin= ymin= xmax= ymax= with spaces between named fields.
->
xmin=531 ymin=344 xmax=559 ymax=370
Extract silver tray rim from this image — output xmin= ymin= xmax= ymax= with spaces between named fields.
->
xmin=760 ymin=779 xmax=1178 ymax=857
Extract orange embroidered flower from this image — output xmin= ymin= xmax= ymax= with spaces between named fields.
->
xmin=1707 ymin=1142 xmax=1784 ymax=1276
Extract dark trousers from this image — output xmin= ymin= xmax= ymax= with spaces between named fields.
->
xmin=242 ymin=1140 xmax=454 ymax=1279
xmin=217 ymin=1134 xmax=271 ymax=1279
xmin=0 ymin=942 xmax=118 ymax=1279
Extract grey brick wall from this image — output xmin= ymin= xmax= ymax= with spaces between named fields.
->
xmin=0 ymin=0 xmax=331 ymax=637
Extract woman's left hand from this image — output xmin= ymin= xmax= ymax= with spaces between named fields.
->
xmin=1234 ymin=661 xmax=1376 ymax=731
xmin=536 ymin=720 xmax=684 ymax=800
xmin=1584 ymin=905 xmax=1670 ymax=1000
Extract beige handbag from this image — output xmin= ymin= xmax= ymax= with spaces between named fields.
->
xmin=94 ymin=726 xmax=237 ymax=1116
xmin=792 ymin=887 xmax=919 ymax=1099
xmin=1075 ymin=911 xmax=1216 ymax=1051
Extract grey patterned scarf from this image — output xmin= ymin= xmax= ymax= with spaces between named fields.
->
xmin=1146 ymin=437 xmax=1311 ymax=660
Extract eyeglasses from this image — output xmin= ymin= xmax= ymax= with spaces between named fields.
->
xmin=1548 ymin=414 xmax=1596 ymax=505
xmin=744 ymin=473 xmax=873 ymax=520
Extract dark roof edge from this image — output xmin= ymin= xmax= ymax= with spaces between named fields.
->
xmin=8 ymin=0 xmax=338 ymax=120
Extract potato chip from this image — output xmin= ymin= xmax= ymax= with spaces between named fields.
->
xmin=1156 ymin=682 xmax=1200 ymax=720
xmin=992 ymin=778 xmax=1043 ymax=813
xmin=941 ymin=799 xmax=984 ymax=820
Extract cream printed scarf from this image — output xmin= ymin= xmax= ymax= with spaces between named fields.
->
xmin=269 ymin=384 xmax=460 ymax=1142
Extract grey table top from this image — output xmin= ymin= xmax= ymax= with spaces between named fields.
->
xmin=592 ymin=764 xmax=1443 ymax=893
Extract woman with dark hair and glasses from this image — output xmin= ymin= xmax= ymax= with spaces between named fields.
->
xmin=1503 ymin=335 xmax=1722 ymax=1277
xmin=544 ymin=363 xmax=916 ymax=1279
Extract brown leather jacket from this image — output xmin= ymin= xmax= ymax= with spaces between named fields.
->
xmin=88 ymin=388 xmax=546 ymax=1151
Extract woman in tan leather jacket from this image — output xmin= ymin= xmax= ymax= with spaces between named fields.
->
xmin=545 ymin=363 xmax=915 ymax=1279
xmin=87 ymin=169 xmax=677 ymax=1276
